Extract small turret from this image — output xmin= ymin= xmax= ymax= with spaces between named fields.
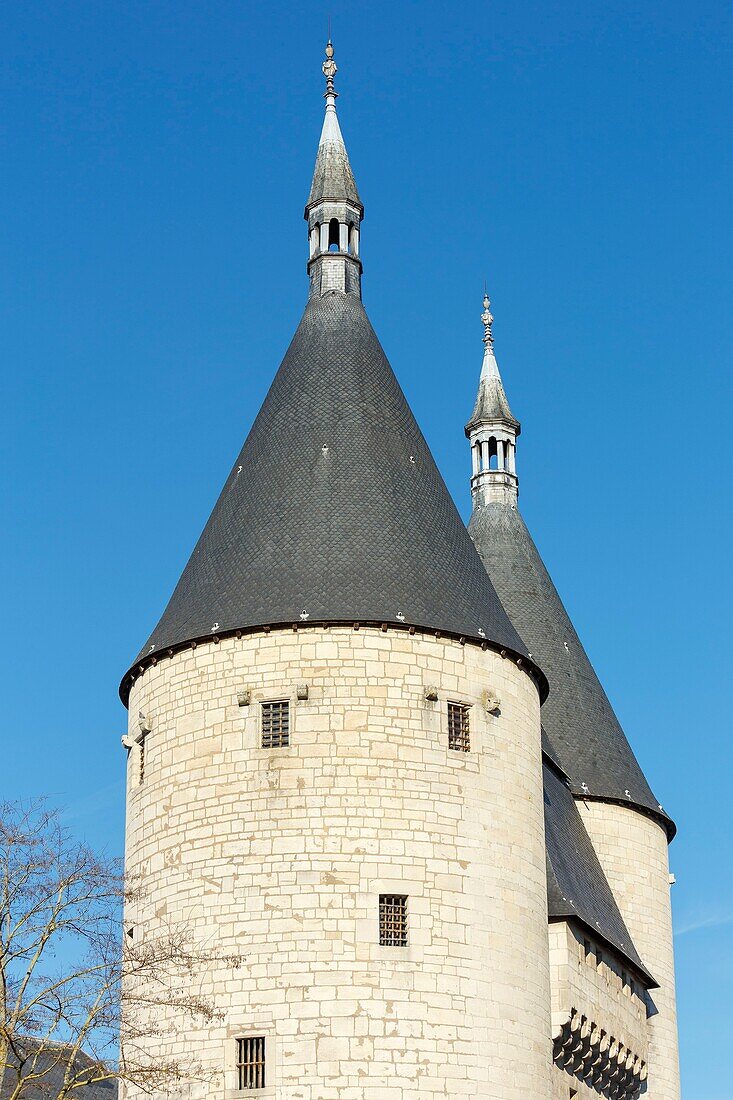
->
xmin=465 ymin=293 xmax=520 ymax=506
xmin=305 ymin=41 xmax=363 ymax=298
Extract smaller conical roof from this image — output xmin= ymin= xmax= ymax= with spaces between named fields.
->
xmin=307 ymin=108 xmax=361 ymax=210
xmin=466 ymin=347 xmax=519 ymax=429
xmin=465 ymin=295 xmax=519 ymax=433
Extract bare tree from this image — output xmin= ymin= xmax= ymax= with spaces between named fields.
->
xmin=0 ymin=801 xmax=235 ymax=1098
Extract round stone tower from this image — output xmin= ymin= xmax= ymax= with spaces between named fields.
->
xmin=577 ymin=803 xmax=680 ymax=1100
xmin=124 ymin=630 xmax=548 ymax=1099
xmin=466 ymin=295 xmax=681 ymax=1099
xmin=121 ymin=44 xmax=551 ymax=1100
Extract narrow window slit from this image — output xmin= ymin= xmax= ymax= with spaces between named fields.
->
xmin=328 ymin=218 xmax=340 ymax=251
xmin=138 ymin=736 xmax=146 ymax=784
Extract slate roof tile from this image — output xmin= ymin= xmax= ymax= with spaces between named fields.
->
xmin=124 ymin=294 xmax=542 ymax=696
xmin=470 ymin=499 xmax=673 ymax=835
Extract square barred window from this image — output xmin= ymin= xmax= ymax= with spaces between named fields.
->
xmin=447 ymin=701 xmax=471 ymax=752
xmin=236 ymin=1036 xmax=266 ymax=1090
xmin=261 ymin=700 xmax=290 ymax=749
xmin=379 ymin=894 xmax=408 ymax=947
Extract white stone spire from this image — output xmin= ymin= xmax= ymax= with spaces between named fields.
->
xmin=305 ymin=40 xmax=363 ymax=298
xmin=465 ymin=292 xmax=521 ymax=506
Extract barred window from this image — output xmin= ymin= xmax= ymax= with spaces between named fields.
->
xmin=447 ymin=701 xmax=471 ymax=752
xmin=379 ymin=894 xmax=408 ymax=947
xmin=138 ymin=736 xmax=146 ymax=784
xmin=236 ymin=1036 xmax=266 ymax=1090
xmin=261 ymin=700 xmax=289 ymax=749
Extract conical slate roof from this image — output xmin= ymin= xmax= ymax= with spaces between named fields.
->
xmin=466 ymin=345 xmax=519 ymax=432
xmin=470 ymin=500 xmax=673 ymax=836
xmin=543 ymin=758 xmax=654 ymax=984
xmin=123 ymin=294 xmax=542 ymax=696
xmin=306 ymin=100 xmax=362 ymax=211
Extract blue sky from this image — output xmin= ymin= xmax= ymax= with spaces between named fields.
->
xmin=1 ymin=1 xmax=731 ymax=1094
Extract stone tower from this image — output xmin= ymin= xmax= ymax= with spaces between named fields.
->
xmin=120 ymin=43 xmax=679 ymax=1100
xmin=466 ymin=298 xmax=681 ymax=1099
xmin=121 ymin=43 xmax=551 ymax=1099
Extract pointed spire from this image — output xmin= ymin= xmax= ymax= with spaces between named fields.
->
xmin=306 ymin=40 xmax=362 ymax=211
xmin=468 ymin=293 xmax=519 ymax=430
xmin=465 ymin=290 xmax=521 ymax=507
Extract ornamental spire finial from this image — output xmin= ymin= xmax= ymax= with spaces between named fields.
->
xmin=481 ymin=292 xmax=494 ymax=351
xmin=323 ymin=39 xmax=338 ymax=99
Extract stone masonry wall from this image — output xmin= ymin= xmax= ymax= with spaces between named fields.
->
xmin=122 ymin=626 xmax=550 ymax=1099
xmin=578 ymin=803 xmax=680 ymax=1100
xmin=548 ymin=921 xmax=649 ymax=1100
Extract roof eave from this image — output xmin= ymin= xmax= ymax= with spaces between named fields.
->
xmin=120 ymin=618 xmax=549 ymax=708
xmin=304 ymin=196 xmax=364 ymax=219
xmin=465 ymin=414 xmax=521 ymax=437
xmin=573 ymin=790 xmax=676 ymax=842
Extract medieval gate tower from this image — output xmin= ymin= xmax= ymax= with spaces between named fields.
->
xmin=121 ymin=43 xmax=680 ymax=1100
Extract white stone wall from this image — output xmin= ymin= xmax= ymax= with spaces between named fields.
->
xmin=123 ymin=626 xmax=550 ymax=1099
xmin=578 ymin=803 xmax=680 ymax=1100
xmin=548 ymin=921 xmax=649 ymax=1100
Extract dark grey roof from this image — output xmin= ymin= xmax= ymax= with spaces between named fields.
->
xmin=469 ymin=499 xmax=673 ymax=836
xmin=543 ymin=759 xmax=655 ymax=985
xmin=541 ymin=724 xmax=566 ymax=774
xmin=306 ymin=136 xmax=362 ymax=211
xmin=123 ymin=294 xmax=543 ymax=698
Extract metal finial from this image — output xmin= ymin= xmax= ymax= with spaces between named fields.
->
xmin=481 ymin=292 xmax=494 ymax=349
xmin=323 ymin=39 xmax=337 ymax=97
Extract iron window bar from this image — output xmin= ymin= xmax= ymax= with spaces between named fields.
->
xmin=379 ymin=894 xmax=408 ymax=947
xmin=236 ymin=1036 xmax=266 ymax=1090
xmin=447 ymin=701 xmax=471 ymax=752
xmin=261 ymin=700 xmax=290 ymax=749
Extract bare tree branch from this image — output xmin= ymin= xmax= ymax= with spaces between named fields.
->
xmin=0 ymin=801 xmax=240 ymax=1098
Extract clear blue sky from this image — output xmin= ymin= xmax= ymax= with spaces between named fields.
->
xmin=1 ymin=2 xmax=730 ymax=1094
